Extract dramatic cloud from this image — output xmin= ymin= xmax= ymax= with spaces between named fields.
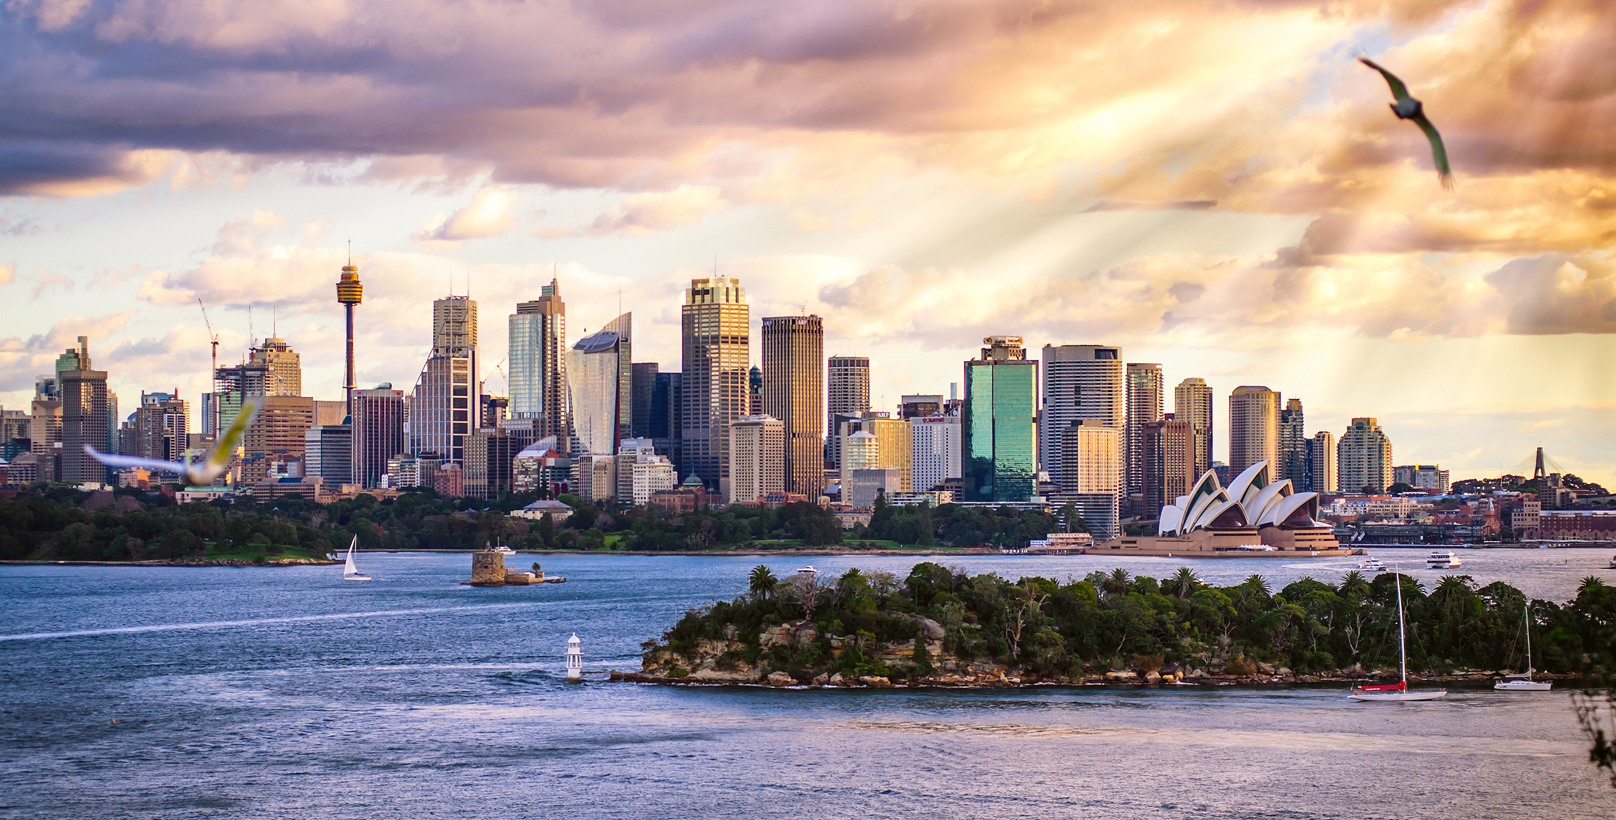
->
xmin=413 ymin=186 xmax=520 ymax=244
xmin=0 ymin=310 xmax=137 ymax=393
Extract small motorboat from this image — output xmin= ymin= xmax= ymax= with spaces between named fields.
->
xmin=1608 ymin=554 xmax=1616 ymax=569
xmin=1357 ymin=558 xmax=1387 ymax=573
xmin=492 ymin=545 xmax=516 ymax=555
xmin=796 ymin=565 xmax=818 ymax=574
xmin=1426 ymin=551 xmax=1462 ymax=569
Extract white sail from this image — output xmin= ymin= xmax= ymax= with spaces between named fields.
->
xmin=343 ymin=536 xmax=370 ymax=580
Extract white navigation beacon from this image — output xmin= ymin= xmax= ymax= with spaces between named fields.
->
xmin=566 ymin=633 xmax=583 ymax=682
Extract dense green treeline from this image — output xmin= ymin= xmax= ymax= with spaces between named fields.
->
xmin=653 ymin=563 xmax=1616 ymax=681
xmin=0 ymin=486 xmax=1067 ymax=559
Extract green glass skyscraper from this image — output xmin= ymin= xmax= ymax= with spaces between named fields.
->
xmin=962 ymin=336 xmax=1037 ymax=502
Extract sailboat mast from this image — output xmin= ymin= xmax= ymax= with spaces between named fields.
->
xmin=1396 ymin=571 xmax=1407 ymax=685
xmin=1524 ymin=605 xmax=1533 ymax=677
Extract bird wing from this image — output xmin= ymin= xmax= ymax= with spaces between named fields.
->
xmin=82 ymin=446 xmax=187 ymax=475
xmin=190 ymin=397 xmax=262 ymax=484
xmin=1411 ymin=111 xmax=1454 ymax=189
xmin=1358 ymin=57 xmax=1410 ymax=102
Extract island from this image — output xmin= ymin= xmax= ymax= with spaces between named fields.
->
xmin=621 ymin=563 xmax=1612 ymax=688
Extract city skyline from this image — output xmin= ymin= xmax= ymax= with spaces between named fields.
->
xmin=3 ymin=1 xmax=1614 ymax=486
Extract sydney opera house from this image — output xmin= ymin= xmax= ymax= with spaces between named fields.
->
xmin=1100 ymin=460 xmax=1352 ymax=557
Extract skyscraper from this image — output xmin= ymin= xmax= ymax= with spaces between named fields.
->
xmin=1041 ymin=345 xmax=1123 ymax=488
xmin=569 ymin=315 xmax=631 ymax=456
xmin=680 ymin=276 xmax=749 ymax=489
xmin=909 ymin=412 xmax=960 ymax=494
xmin=963 ymin=337 xmax=1037 ymax=502
xmin=1174 ymin=377 xmax=1213 ymax=478
xmin=899 ymin=395 xmax=943 ymax=419
xmin=509 ymin=279 xmax=568 ymax=445
xmin=1059 ymin=419 xmax=1122 ymax=495
xmin=59 ymin=336 xmax=111 ymax=483
xmin=242 ymin=396 xmax=315 ymax=484
xmin=761 ymin=314 xmax=824 ymax=499
xmin=353 ymin=384 xmax=406 ymax=488
xmin=726 ymin=414 xmax=784 ymax=505
xmin=304 ymin=423 xmax=352 ymax=485
xmin=826 ymin=355 xmax=870 ymax=470
xmin=130 ymin=392 xmax=189 ymax=467
xmin=254 ymin=337 xmax=301 ymax=396
xmin=336 ymin=259 xmax=363 ymax=416
xmin=1143 ymin=415 xmax=1195 ymax=515
xmin=1228 ymin=385 xmax=1280 ymax=477
xmin=410 ymin=295 xmax=479 ymax=464
xmin=841 ymin=415 xmax=912 ymax=493
xmin=1124 ymin=362 xmax=1163 ymax=496
xmin=1338 ymin=417 xmax=1393 ymax=493
xmin=630 ymin=362 xmax=659 ymax=438
xmin=1309 ymin=431 xmax=1337 ymax=494
xmin=651 ymin=371 xmax=682 ymax=474
xmin=1277 ymin=398 xmax=1307 ymax=489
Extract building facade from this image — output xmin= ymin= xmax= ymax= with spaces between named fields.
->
xmin=1309 ymin=431 xmax=1337 ymax=494
xmin=1394 ymin=464 xmax=1451 ymax=493
xmin=680 ymin=277 xmax=749 ymax=489
xmin=569 ymin=315 xmax=631 ymax=457
xmin=1277 ymin=398 xmax=1308 ymax=490
xmin=59 ymin=337 xmax=111 ymax=483
xmin=1228 ymin=385 xmax=1280 ymax=478
xmin=243 ymin=396 xmax=315 ymax=485
xmin=963 ymin=337 xmax=1038 ymax=502
xmin=410 ymin=296 xmax=479 ymax=464
xmin=725 ymin=414 xmax=783 ymax=505
xmin=1338 ymin=417 xmax=1393 ymax=493
xmin=304 ymin=424 xmax=352 ymax=485
xmin=826 ymin=355 xmax=870 ymax=470
xmin=508 ymin=279 xmax=569 ymax=444
xmin=1124 ymin=362 xmax=1163 ymax=497
xmin=1041 ymin=344 xmax=1123 ymax=488
xmin=909 ymin=412 xmax=960 ymax=494
xmin=761 ymin=314 xmax=825 ymax=499
xmin=1059 ymin=420 xmax=1122 ymax=495
xmin=615 ymin=438 xmax=678 ymax=506
xmin=1143 ymin=415 xmax=1195 ymax=516
xmin=352 ymin=385 xmax=406 ymax=488
xmin=1174 ymin=377 xmax=1214 ymax=479
xmin=630 ymin=362 xmax=659 ymax=439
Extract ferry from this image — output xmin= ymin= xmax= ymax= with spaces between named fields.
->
xmin=1357 ymin=558 xmax=1387 ymax=573
xmin=1426 ymin=551 xmax=1462 ymax=569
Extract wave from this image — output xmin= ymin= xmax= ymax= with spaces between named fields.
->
xmin=0 ymin=601 xmax=548 ymax=642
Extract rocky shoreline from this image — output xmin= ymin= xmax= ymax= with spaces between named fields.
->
xmin=614 ymin=617 xmax=1571 ymax=689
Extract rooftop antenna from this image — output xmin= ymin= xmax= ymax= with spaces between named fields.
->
xmin=272 ymin=305 xmax=277 ymax=339
xmin=247 ymin=304 xmax=255 ymax=350
xmin=347 ymin=238 xmax=351 ymax=267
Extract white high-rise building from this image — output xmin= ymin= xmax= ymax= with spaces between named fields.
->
xmin=1339 ymin=417 xmax=1393 ymax=493
xmin=726 ymin=414 xmax=784 ymax=505
xmin=909 ymin=412 xmax=960 ymax=493
xmin=1041 ymin=345 xmax=1123 ymax=488
xmin=615 ymin=438 xmax=677 ymax=506
xmin=1059 ymin=420 xmax=1121 ymax=494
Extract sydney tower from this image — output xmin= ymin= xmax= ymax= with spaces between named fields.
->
xmin=336 ymin=257 xmax=363 ymax=418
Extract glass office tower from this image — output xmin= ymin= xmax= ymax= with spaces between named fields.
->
xmin=962 ymin=336 xmax=1037 ymax=502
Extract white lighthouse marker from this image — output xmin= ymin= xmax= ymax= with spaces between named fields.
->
xmin=566 ymin=633 xmax=583 ymax=682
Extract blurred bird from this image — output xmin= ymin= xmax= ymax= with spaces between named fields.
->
xmin=1359 ymin=56 xmax=1453 ymax=190
xmin=85 ymin=397 xmax=261 ymax=486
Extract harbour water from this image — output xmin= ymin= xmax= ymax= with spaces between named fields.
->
xmin=3 ymin=550 xmax=1614 ymax=819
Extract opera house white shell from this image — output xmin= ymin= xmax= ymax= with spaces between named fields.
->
xmin=1157 ymin=461 xmax=1322 ymax=537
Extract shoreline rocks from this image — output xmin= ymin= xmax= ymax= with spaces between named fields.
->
xmin=621 ymin=619 xmax=1577 ymax=690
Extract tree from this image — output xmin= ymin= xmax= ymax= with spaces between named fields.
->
xmin=1387 ymin=482 xmax=1415 ymax=494
xmin=748 ymin=565 xmax=778 ymax=600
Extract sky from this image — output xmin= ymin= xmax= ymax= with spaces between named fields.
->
xmin=2 ymin=0 xmax=1614 ymax=485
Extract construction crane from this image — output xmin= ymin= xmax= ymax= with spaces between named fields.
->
xmin=480 ymin=356 xmax=508 ymax=397
xmin=198 ymin=299 xmax=220 ymax=434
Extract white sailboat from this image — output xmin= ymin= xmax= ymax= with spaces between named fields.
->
xmin=1349 ymin=571 xmax=1445 ymax=702
xmin=1495 ymin=605 xmax=1552 ymax=691
xmin=343 ymin=536 xmax=371 ymax=582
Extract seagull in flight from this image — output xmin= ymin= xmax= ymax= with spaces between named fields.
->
xmin=85 ymin=397 xmax=262 ymax=486
xmin=1359 ymin=56 xmax=1453 ymax=190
